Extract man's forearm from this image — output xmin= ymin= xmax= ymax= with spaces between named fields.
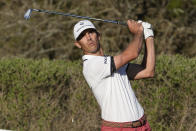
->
xmin=141 ymin=43 xmax=147 ymax=67
xmin=114 ymin=33 xmax=143 ymax=70
xmin=122 ymin=33 xmax=143 ymax=60
xmin=132 ymin=33 xmax=144 ymax=55
xmin=145 ymin=37 xmax=155 ymax=76
xmin=114 ymin=20 xmax=143 ymax=70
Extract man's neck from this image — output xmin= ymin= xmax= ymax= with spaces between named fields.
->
xmin=84 ymin=48 xmax=104 ymax=56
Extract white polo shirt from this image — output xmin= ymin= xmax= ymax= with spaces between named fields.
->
xmin=82 ymin=55 xmax=144 ymax=122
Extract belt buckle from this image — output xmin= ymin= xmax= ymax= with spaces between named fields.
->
xmin=131 ymin=120 xmax=142 ymax=128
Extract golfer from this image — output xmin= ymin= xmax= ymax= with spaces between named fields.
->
xmin=73 ymin=19 xmax=155 ymax=131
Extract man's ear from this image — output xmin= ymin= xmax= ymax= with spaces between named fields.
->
xmin=98 ymin=35 xmax=101 ymax=41
xmin=97 ymin=32 xmax=101 ymax=41
xmin=74 ymin=41 xmax=81 ymax=49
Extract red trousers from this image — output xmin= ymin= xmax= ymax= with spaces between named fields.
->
xmin=101 ymin=120 xmax=151 ymax=131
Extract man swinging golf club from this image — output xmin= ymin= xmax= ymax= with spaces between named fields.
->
xmin=73 ymin=19 xmax=155 ymax=131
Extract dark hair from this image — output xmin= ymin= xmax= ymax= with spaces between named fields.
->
xmin=76 ymin=28 xmax=99 ymax=41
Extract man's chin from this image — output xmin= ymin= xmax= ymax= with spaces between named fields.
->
xmin=89 ymin=49 xmax=99 ymax=54
xmin=89 ymin=44 xmax=100 ymax=54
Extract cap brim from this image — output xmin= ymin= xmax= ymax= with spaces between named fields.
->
xmin=76 ymin=28 xmax=97 ymax=41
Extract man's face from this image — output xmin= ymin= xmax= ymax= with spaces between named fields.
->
xmin=75 ymin=29 xmax=100 ymax=54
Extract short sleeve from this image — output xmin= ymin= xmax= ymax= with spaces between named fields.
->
xmin=111 ymin=56 xmax=116 ymax=75
xmin=87 ymin=56 xmax=116 ymax=79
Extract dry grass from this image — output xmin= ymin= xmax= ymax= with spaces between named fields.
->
xmin=0 ymin=0 xmax=195 ymax=59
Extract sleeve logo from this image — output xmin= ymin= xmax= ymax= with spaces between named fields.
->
xmin=104 ymin=57 xmax=107 ymax=64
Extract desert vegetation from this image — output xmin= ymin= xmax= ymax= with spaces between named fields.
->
xmin=0 ymin=0 xmax=195 ymax=59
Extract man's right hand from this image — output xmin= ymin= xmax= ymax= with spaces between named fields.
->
xmin=127 ymin=20 xmax=143 ymax=36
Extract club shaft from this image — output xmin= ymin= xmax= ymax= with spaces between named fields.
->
xmin=31 ymin=9 xmax=127 ymax=26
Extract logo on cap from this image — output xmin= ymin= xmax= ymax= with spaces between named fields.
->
xmin=80 ymin=22 xmax=84 ymax=25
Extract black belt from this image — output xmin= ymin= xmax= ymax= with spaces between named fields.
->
xmin=102 ymin=115 xmax=147 ymax=128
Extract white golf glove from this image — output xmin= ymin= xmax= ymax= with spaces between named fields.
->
xmin=138 ymin=20 xmax=154 ymax=39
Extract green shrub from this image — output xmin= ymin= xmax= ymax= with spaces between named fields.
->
xmin=0 ymin=55 xmax=195 ymax=131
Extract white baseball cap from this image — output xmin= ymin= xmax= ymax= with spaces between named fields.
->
xmin=73 ymin=20 xmax=96 ymax=40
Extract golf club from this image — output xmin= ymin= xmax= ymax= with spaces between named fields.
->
xmin=24 ymin=8 xmax=127 ymax=26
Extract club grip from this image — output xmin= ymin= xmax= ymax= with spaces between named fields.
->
xmin=118 ymin=21 xmax=127 ymax=26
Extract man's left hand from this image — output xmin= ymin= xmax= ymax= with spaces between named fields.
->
xmin=138 ymin=20 xmax=154 ymax=39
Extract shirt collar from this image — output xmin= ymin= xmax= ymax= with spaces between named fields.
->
xmin=82 ymin=55 xmax=99 ymax=61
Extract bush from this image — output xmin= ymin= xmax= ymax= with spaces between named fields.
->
xmin=0 ymin=55 xmax=195 ymax=131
